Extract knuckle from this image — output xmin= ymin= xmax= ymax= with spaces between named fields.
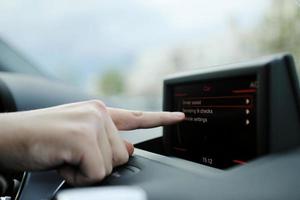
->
xmin=83 ymin=106 xmax=104 ymax=123
xmin=84 ymin=100 xmax=109 ymax=121
xmin=131 ymin=111 xmax=144 ymax=118
xmin=89 ymin=100 xmax=107 ymax=112
xmin=131 ymin=111 xmax=144 ymax=128
xmin=90 ymin=107 xmax=103 ymax=121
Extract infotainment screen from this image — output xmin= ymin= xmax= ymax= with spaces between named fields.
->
xmin=170 ymin=76 xmax=258 ymax=169
xmin=163 ymin=54 xmax=300 ymax=170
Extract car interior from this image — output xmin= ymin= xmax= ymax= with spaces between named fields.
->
xmin=0 ymin=41 xmax=299 ymax=199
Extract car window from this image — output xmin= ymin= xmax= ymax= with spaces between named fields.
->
xmin=0 ymin=38 xmax=43 ymax=76
xmin=0 ymin=0 xmax=299 ymax=111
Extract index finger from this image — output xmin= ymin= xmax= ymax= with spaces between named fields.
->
xmin=107 ymin=108 xmax=185 ymax=131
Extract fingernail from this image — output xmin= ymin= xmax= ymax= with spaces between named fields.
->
xmin=173 ymin=112 xmax=185 ymax=119
xmin=125 ymin=142 xmax=134 ymax=155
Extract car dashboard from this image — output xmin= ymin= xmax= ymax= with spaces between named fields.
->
xmin=0 ymin=53 xmax=299 ymax=200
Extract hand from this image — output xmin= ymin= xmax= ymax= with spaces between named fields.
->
xmin=0 ymin=100 xmax=184 ymax=186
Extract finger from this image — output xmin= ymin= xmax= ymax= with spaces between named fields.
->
xmin=107 ymin=108 xmax=185 ymax=130
xmin=104 ymin=114 xmax=130 ymax=167
xmin=96 ymin=116 xmax=113 ymax=175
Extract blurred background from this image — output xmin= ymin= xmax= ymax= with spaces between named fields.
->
xmin=0 ymin=0 xmax=299 ymax=111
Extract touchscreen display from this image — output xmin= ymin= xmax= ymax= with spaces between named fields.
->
xmin=170 ymin=76 xmax=258 ymax=169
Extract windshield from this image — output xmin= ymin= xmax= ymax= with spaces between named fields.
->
xmin=0 ymin=0 xmax=299 ymax=111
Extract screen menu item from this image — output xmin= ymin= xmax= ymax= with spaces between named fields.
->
xmin=170 ymin=76 xmax=257 ymax=169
